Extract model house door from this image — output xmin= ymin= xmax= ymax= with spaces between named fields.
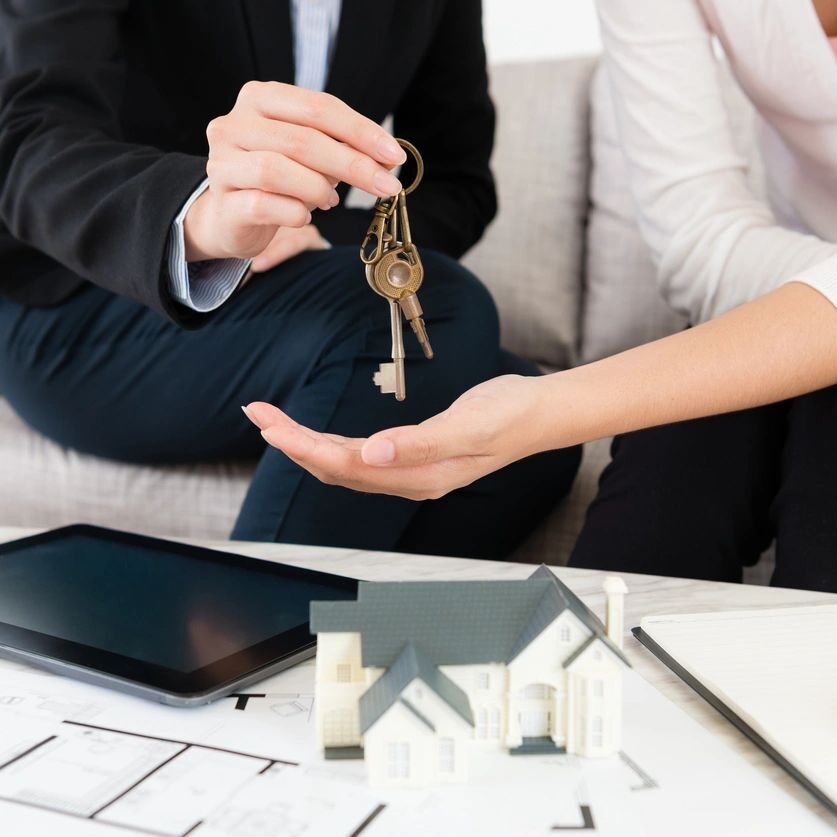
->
xmin=519 ymin=708 xmax=550 ymax=737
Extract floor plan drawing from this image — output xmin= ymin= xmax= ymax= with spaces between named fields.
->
xmin=0 ymin=712 xmax=381 ymax=837
xmin=0 ymin=661 xmax=832 ymax=836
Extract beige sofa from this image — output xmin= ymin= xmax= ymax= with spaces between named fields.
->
xmin=0 ymin=56 xmax=762 ymax=568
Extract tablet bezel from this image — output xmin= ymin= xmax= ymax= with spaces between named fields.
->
xmin=0 ymin=524 xmax=357 ymax=701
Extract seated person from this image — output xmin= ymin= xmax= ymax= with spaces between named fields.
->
xmin=247 ymin=0 xmax=837 ymax=592
xmin=0 ymin=0 xmax=580 ymax=559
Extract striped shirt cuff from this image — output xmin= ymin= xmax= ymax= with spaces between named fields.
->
xmin=167 ymin=180 xmax=251 ymax=313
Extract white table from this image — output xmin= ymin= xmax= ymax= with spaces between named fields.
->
xmin=1 ymin=526 xmax=834 ymax=829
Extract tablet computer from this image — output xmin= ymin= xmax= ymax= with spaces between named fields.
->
xmin=0 ymin=525 xmax=357 ymax=706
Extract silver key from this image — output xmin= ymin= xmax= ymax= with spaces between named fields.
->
xmin=373 ymin=299 xmax=406 ymax=401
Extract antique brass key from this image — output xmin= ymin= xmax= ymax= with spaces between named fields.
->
xmin=361 ymin=139 xmax=432 ymax=401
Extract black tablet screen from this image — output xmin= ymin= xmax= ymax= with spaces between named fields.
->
xmin=0 ymin=531 xmax=352 ymax=673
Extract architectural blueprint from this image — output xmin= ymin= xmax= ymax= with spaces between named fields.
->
xmin=0 ymin=660 xmax=831 ymax=836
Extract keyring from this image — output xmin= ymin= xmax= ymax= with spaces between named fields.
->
xmin=396 ymin=138 xmax=423 ymax=195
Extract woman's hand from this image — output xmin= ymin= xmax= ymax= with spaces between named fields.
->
xmin=184 ymin=81 xmax=406 ymax=263
xmin=243 ymin=375 xmax=551 ymax=500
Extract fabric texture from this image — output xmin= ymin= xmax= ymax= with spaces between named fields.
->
xmin=0 ymin=247 xmax=578 ymax=560
xmin=463 ymin=59 xmax=595 ymax=370
xmin=165 ymin=0 xmax=340 ymax=312
xmin=166 ymin=180 xmax=250 ymax=312
xmin=595 ymin=0 xmax=837 ymax=321
xmin=0 ymin=0 xmax=495 ymax=324
xmin=570 ymin=386 xmax=837 ymax=593
xmin=581 ymin=59 xmax=766 ymax=362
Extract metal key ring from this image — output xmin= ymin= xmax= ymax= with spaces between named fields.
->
xmin=396 ymin=138 xmax=423 ymax=195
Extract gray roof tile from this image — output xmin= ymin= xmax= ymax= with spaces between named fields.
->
xmin=359 ymin=643 xmax=473 ymax=734
xmin=310 ymin=566 xmax=630 ymax=672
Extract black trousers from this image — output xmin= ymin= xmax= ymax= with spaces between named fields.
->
xmin=0 ymin=247 xmax=580 ymax=560
xmin=570 ymin=386 xmax=837 ymax=592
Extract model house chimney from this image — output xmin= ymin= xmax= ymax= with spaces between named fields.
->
xmin=602 ymin=576 xmax=628 ymax=650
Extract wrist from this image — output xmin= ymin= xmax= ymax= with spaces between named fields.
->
xmin=183 ymin=190 xmax=217 ymax=262
xmin=531 ymin=371 xmax=592 ymax=452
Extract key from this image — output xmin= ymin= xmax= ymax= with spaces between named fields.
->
xmin=373 ymin=299 xmax=406 ymax=401
xmin=360 ymin=139 xmax=432 ymax=401
xmin=368 ymin=193 xmax=434 ymax=359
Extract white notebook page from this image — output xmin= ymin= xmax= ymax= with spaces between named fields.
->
xmin=640 ymin=605 xmax=837 ymax=806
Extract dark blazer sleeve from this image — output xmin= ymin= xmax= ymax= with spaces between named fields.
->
xmin=315 ymin=0 xmax=497 ymax=260
xmin=0 ymin=0 xmax=207 ymax=324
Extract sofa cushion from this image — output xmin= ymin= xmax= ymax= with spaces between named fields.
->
xmin=0 ymin=398 xmax=248 ymax=540
xmin=463 ymin=57 xmax=597 ymax=370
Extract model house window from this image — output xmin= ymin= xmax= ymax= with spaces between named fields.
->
xmin=559 ymin=624 xmax=571 ymax=642
xmin=323 ymin=709 xmax=357 ymax=746
xmin=477 ymin=706 xmax=489 ymax=739
xmin=439 ymin=737 xmax=455 ymax=772
xmin=387 ymin=742 xmax=410 ymax=778
xmin=336 ymin=663 xmax=352 ymax=682
xmin=476 ymin=671 xmax=490 ymax=690
xmin=489 ymin=707 xmax=501 ymax=738
xmin=592 ymin=716 xmax=603 ymax=748
xmin=593 ymin=679 xmax=604 ymax=697
xmin=522 ymin=684 xmax=548 ymax=699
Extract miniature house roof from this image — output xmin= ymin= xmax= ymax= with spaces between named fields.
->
xmin=359 ymin=643 xmax=473 ymax=734
xmin=310 ymin=566 xmax=630 ymax=669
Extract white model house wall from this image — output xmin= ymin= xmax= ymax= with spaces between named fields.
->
xmin=315 ymin=631 xmax=366 ymax=749
xmin=362 ymin=677 xmax=472 ymax=788
xmin=505 ymin=609 xmax=591 ymax=749
xmin=564 ymin=641 xmax=624 ymax=757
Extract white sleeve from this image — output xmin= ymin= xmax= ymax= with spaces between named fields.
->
xmin=595 ymin=0 xmax=837 ymax=321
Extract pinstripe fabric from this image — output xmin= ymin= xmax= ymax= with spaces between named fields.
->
xmin=166 ymin=0 xmax=342 ymax=312
xmin=291 ymin=0 xmax=342 ymax=92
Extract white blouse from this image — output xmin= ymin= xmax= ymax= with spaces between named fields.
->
xmin=595 ymin=0 xmax=837 ymax=322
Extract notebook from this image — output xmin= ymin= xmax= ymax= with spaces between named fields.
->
xmin=633 ymin=604 xmax=837 ymax=815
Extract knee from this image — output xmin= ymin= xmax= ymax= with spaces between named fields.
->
xmin=421 ymin=250 xmax=500 ymax=347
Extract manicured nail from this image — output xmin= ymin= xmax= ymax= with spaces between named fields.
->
xmin=243 ymin=404 xmax=269 ymax=431
xmin=373 ymin=170 xmax=402 ymax=196
xmin=363 ymin=438 xmax=395 ymax=465
xmin=329 ymin=190 xmax=340 ymax=207
xmin=378 ymin=136 xmax=407 ymax=165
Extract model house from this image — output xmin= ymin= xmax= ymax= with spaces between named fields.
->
xmin=310 ymin=567 xmax=630 ymax=787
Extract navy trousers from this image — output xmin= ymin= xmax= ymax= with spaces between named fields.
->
xmin=570 ymin=386 xmax=837 ymax=592
xmin=0 ymin=247 xmax=579 ymax=559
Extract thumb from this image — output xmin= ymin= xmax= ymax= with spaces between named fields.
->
xmin=361 ymin=416 xmax=481 ymax=467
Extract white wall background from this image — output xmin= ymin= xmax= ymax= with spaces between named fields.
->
xmin=483 ymin=0 xmax=601 ymax=64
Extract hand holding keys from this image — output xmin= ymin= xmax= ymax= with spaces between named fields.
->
xmin=360 ymin=139 xmax=433 ymax=401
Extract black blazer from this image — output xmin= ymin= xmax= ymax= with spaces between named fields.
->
xmin=0 ymin=0 xmax=495 ymax=326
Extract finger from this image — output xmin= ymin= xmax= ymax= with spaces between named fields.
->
xmin=250 ymin=232 xmax=313 ymax=272
xmin=226 ymin=190 xmax=312 ymax=229
xmin=361 ymin=415 xmax=487 ymax=467
xmin=258 ymin=421 xmax=444 ymax=499
xmin=242 ymin=402 xmax=296 ymax=431
xmin=237 ymin=82 xmax=407 ymax=166
xmin=208 ymin=150 xmax=339 ymax=210
xmin=251 ymin=226 xmax=328 ymax=272
xmin=234 ymin=120 xmax=402 ymax=198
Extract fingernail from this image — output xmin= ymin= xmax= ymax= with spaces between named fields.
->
xmin=378 ymin=136 xmax=407 ymax=165
xmin=329 ymin=190 xmax=340 ymax=207
xmin=306 ymin=210 xmax=313 ymax=224
xmin=241 ymin=405 xmax=253 ymax=420
xmin=374 ymin=170 xmax=402 ymax=196
xmin=363 ymin=438 xmax=395 ymax=465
